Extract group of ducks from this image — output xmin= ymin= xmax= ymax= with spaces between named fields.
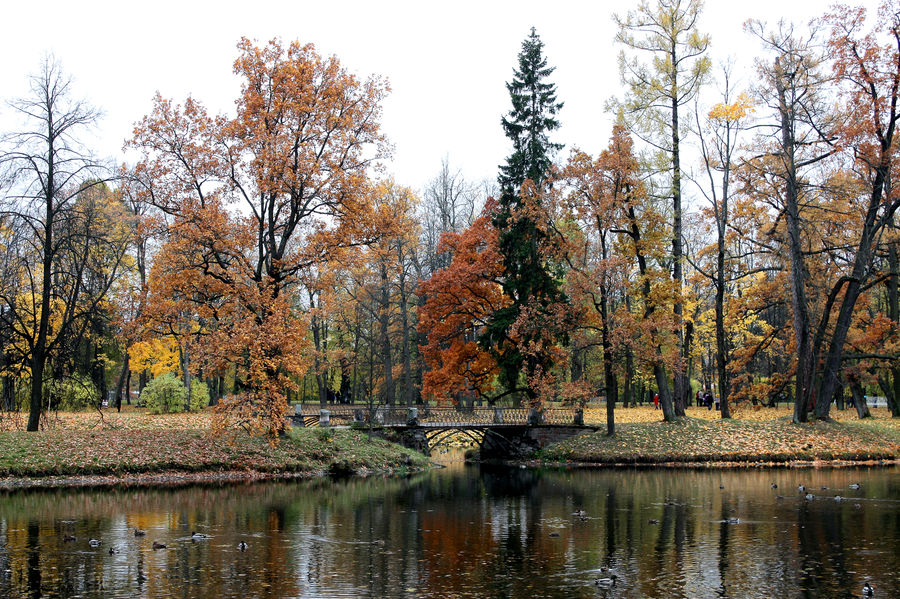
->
xmin=64 ymin=529 xmax=248 ymax=552
xmin=793 ymin=482 xmax=862 ymax=502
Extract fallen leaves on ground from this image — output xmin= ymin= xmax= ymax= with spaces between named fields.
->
xmin=547 ymin=410 xmax=899 ymax=464
xmin=0 ymin=425 xmax=428 ymax=480
xmin=582 ymin=404 xmax=896 ymax=424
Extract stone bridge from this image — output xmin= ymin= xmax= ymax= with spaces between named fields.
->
xmin=293 ymin=404 xmax=598 ymax=459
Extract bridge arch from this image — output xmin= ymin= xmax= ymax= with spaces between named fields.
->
xmin=426 ymin=428 xmax=485 ymax=451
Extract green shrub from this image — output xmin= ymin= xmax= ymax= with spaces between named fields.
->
xmin=189 ymin=380 xmax=209 ymax=411
xmin=140 ymin=374 xmax=210 ymax=414
xmin=48 ymin=374 xmax=99 ymax=411
xmin=141 ymin=373 xmax=187 ymax=414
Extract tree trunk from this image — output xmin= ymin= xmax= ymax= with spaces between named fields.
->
xmin=310 ymin=301 xmax=329 ymax=407
xmin=113 ymin=352 xmax=129 ymax=413
xmin=180 ymin=345 xmax=191 ymax=412
xmin=815 ymin=188 xmax=883 ymax=419
xmin=28 ymin=348 xmax=47 ymax=431
xmin=887 ymin=234 xmax=900 ymax=417
xmin=398 ymin=249 xmax=413 ymax=407
xmin=671 ymin=78 xmax=687 ymax=418
xmin=848 ymin=379 xmax=872 ymax=419
xmin=890 ymin=371 xmax=900 ymax=417
xmin=28 ymin=197 xmax=55 ymax=431
xmin=626 ymin=201 xmax=676 ymax=420
xmin=768 ymin=57 xmax=819 ymax=423
xmin=654 ymin=363 xmax=676 ymax=422
xmin=379 ymin=263 xmax=394 ymax=406
xmin=625 ymin=348 xmax=635 ymax=407
xmin=2 ymin=374 xmax=14 ymax=412
xmin=600 ymin=281 xmax=616 ymax=436
xmin=94 ymin=344 xmax=107 ymax=408
xmin=715 ymin=250 xmax=731 ymax=419
xmin=1 ymin=347 xmax=15 ymax=411
xmin=571 ymin=345 xmax=584 ymax=385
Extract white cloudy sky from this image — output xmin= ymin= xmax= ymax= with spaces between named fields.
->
xmin=0 ymin=0 xmax=880 ymax=193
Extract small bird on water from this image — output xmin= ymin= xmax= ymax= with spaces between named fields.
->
xmin=863 ymin=581 xmax=874 ymax=596
xmin=237 ymin=541 xmax=248 ymax=551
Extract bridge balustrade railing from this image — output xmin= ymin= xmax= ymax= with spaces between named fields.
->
xmin=423 ymin=407 xmax=531 ymax=426
xmin=294 ymin=404 xmax=585 ymax=427
xmin=543 ymin=408 xmax=583 ymax=425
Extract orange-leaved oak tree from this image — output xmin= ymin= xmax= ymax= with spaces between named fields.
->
xmin=128 ymin=38 xmax=388 ymax=440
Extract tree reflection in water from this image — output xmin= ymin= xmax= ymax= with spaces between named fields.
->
xmin=0 ymin=465 xmax=896 ymax=598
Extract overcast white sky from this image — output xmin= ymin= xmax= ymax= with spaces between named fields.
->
xmin=0 ymin=0 xmax=881 ymax=194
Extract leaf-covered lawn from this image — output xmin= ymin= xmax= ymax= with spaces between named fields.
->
xmin=0 ymin=425 xmax=429 ymax=480
xmin=0 ymin=407 xmax=214 ymax=432
xmin=544 ymin=414 xmax=900 ymax=464
xmin=582 ymin=404 xmax=897 ymax=424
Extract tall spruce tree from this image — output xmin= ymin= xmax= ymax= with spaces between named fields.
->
xmin=481 ymin=28 xmax=567 ymax=407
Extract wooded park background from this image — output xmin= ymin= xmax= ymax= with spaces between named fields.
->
xmin=3 ymin=0 xmax=900 ymax=439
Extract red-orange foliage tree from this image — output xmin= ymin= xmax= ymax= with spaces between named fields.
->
xmin=418 ymin=206 xmax=509 ymax=405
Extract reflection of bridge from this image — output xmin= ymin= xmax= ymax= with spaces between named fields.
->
xmin=292 ymin=405 xmax=596 ymax=458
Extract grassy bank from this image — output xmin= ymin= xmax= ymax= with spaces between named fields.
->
xmin=543 ymin=410 xmax=900 ymax=465
xmin=0 ymin=412 xmax=430 ymax=487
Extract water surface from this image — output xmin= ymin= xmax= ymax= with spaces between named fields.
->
xmin=0 ymin=458 xmax=897 ymax=598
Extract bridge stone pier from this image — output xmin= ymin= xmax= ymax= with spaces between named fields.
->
xmin=294 ymin=405 xmax=598 ymax=460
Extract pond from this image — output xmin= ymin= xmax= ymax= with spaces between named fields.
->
xmin=0 ymin=456 xmax=897 ymax=598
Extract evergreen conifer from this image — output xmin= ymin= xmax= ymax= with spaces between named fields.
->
xmin=482 ymin=28 xmax=567 ymax=404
